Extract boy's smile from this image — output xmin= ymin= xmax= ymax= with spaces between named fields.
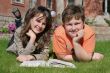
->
xmin=64 ymin=17 xmax=84 ymax=38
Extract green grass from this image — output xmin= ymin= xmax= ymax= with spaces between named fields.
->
xmin=0 ymin=38 xmax=110 ymax=73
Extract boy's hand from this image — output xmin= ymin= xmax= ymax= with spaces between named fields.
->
xmin=73 ymin=30 xmax=84 ymax=42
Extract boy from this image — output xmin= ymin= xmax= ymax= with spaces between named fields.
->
xmin=52 ymin=4 xmax=104 ymax=62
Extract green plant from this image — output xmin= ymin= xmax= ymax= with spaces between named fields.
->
xmin=104 ymin=18 xmax=110 ymax=26
xmin=0 ymin=27 xmax=9 ymax=33
xmin=0 ymin=39 xmax=110 ymax=73
xmin=85 ymin=18 xmax=95 ymax=25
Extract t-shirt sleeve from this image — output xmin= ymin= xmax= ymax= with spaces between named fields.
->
xmin=53 ymin=33 xmax=68 ymax=56
xmin=83 ymin=34 xmax=95 ymax=53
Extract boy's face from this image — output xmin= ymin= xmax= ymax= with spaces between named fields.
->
xmin=64 ymin=17 xmax=84 ymax=38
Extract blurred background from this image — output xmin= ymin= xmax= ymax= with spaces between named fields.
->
xmin=0 ymin=0 xmax=110 ymax=40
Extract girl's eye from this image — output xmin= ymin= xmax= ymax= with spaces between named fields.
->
xmin=36 ymin=20 xmax=41 ymax=23
xmin=42 ymin=23 xmax=46 ymax=25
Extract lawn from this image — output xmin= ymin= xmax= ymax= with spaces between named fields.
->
xmin=0 ymin=38 xmax=110 ymax=73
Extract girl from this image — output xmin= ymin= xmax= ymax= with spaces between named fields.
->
xmin=6 ymin=6 xmax=52 ymax=62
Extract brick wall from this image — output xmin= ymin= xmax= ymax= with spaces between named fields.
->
xmin=0 ymin=0 xmax=30 ymax=17
xmin=0 ymin=0 xmax=30 ymax=27
xmin=0 ymin=15 xmax=14 ymax=28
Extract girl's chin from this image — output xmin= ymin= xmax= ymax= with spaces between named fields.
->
xmin=33 ymin=29 xmax=41 ymax=34
xmin=35 ymin=31 xmax=40 ymax=34
xmin=32 ymin=30 xmax=39 ymax=34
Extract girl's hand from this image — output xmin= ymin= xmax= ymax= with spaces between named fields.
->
xmin=73 ymin=30 xmax=84 ymax=43
xmin=16 ymin=55 xmax=35 ymax=62
xmin=26 ymin=29 xmax=36 ymax=39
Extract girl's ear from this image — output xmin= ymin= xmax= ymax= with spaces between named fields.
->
xmin=31 ymin=29 xmax=36 ymax=34
xmin=83 ymin=24 xmax=85 ymax=29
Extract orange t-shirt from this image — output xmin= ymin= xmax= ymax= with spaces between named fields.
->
xmin=53 ymin=24 xmax=95 ymax=56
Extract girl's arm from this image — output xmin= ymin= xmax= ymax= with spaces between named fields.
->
xmin=14 ymin=28 xmax=37 ymax=55
xmin=16 ymin=48 xmax=49 ymax=62
xmin=32 ymin=48 xmax=49 ymax=60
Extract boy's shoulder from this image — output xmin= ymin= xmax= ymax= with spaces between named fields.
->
xmin=84 ymin=24 xmax=95 ymax=34
xmin=54 ymin=25 xmax=65 ymax=36
xmin=84 ymin=24 xmax=95 ymax=39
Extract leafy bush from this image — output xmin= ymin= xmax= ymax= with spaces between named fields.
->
xmin=85 ymin=18 xmax=95 ymax=25
xmin=0 ymin=22 xmax=16 ymax=34
xmin=0 ymin=27 xmax=9 ymax=33
xmin=104 ymin=18 xmax=110 ymax=26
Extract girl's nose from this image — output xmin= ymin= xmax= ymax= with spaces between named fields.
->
xmin=38 ymin=23 xmax=42 ymax=27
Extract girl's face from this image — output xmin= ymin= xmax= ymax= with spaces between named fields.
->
xmin=64 ymin=17 xmax=84 ymax=38
xmin=30 ymin=13 xmax=46 ymax=34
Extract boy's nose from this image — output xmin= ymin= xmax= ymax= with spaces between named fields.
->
xmin=72 ymin=25 xmax=76 ymax=30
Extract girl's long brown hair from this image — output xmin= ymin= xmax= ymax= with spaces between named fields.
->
xmin=20 ymin=6 xmax=52 ymax=48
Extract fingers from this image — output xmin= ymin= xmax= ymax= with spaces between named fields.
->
xmin=16 ymin=55 xmax=35 ymax=62
xmin=26 ymin=29 xmax=33 ymax=36
xmin=26 ymin=32 xmax=30 ymax=36
xmin=73 ymin=30 xmax=84 ymax=42
xmin=26 ymin=30 xmax=36 ymax=39
xmin=92 ymin=53 xmax=104 ymax=61
xmin=77 ymin=29 xmax=84 ymax=38
xmin=16 ymin=55 xmax=29 ymax=62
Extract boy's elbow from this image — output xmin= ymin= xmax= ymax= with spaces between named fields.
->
xmin=78 ymin=55 xmax=92 ymax=62
xmin=81 ymin=58 xmax=91 ymax=62
xmin=56 ymin=54 xmax=73 ymax=62
xmin=55 ymin=54 xmax=65 ymax=60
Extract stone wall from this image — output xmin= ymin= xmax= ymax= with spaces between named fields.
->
xmin=0 ymin=15 xmax=14 ymax=28
xmin=92 ymin=26 xmax=110 ymax=41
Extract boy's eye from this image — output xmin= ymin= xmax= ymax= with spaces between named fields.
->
xmin=74 ymin=22 xmax=80 ymax=25
xmin=67 ymin=23 xmax=72 ymax=26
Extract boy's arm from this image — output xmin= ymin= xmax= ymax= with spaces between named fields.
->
xmin=56 ymin=54 xmax=74 ymax=62
xmin=72 ymin=30 xmax=95 ymax=62
xmin=53 ymin=34 xmax=74 ymax=61
xmin=73 ymin=42 xmax=92 ymax=62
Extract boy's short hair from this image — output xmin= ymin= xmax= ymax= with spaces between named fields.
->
xmin=62 ymin=4 xmax=85 ymax=23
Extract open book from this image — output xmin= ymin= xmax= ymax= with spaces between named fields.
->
xmin=20 ymin=59 xmax=76 ymax=68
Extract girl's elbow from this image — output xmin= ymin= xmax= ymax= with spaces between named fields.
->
xmin=43 ymin=54 xmax=49 ymax=61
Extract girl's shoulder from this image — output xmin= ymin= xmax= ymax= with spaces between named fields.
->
xmin=15 ymin=26 xmax=23 ymax=34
